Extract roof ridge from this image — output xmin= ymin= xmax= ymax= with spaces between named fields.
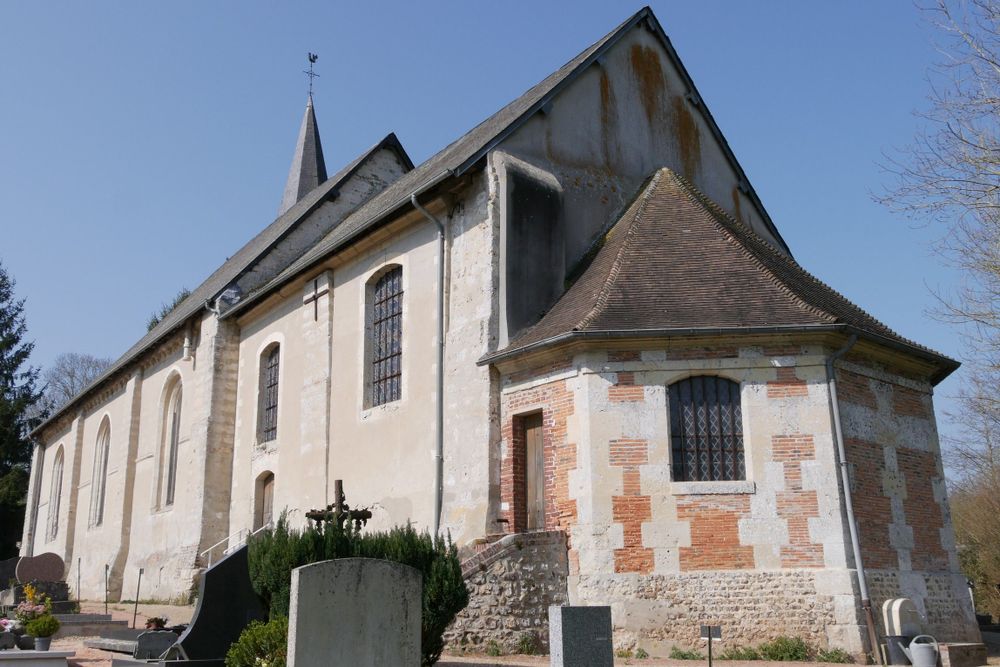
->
xmin=576 ymin=169 xmax=665 ymax=331
xmin=664 ymin=169 xmax=837 ymax=325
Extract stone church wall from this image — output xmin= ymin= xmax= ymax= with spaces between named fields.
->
xmin=836 ymin=355 xmax=979 ymax=642
xmin=495 ymin=343 xmax=868 ymax=655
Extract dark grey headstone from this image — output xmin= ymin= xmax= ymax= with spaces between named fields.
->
xmin=175 ymin=545 xmax=266 ymax=660
xmin=549 ymin=605 xmax=613 ymax=667
xmin=0 ymin=557 xmax=19 ymax=589
xmin=134 ymin=630 xmax=177 ymax=659
xmin=15 ymin=552 xmax=65 ymax=583
xmin=0 ymin=631 xmax=15 ymax=650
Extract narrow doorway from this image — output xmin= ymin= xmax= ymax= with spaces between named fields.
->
xmin=524 ymin=413 xmax=544 ymax=530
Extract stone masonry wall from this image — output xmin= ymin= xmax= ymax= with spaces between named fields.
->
xmin=445 ymin=530 xmax=568 ymax=653
xmin=496 ymin=343 xmax=869 ymax=656
xmin=837 ymin=356 xmax=979 ymax=642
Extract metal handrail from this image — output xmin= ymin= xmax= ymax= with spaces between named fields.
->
xmin=200 ymin=522 xmax=274 ymax=567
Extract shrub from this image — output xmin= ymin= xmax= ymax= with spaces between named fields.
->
xmin=616 ymin=648 xmax=634 ymax=658
xmin=485 ymin=640 xmax=502 ymax=657
xmin=719 ymin=645 xmax=762 ymax=660
xmin=757 ymin=636 xmax=810 ymax=661
xmin=224 ymin=617 xmax=287 ymax=667
xmin=516 ymin=632 xmax=539 ymax=655
xmin=25 ymin=614 xmax=60 ymax=638
xmin=248 ymin=517 xmax=468 ymax=667
xmin=635 ymin=647 xmax=649 ymax=659
xmin=816 ymin=648 xmax=854 ymax=663
xmin=670 ymin=646 xmax=705 ymax=660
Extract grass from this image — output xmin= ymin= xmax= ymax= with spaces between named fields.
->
xmin=485 ymin=640 xmax=502 ymax=657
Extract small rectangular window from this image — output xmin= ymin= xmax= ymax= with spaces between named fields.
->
xmin=669 ymin=376 xmax=745 ymax=482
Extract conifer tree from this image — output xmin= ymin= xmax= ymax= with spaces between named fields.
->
xmin=0 ymin=260 xmax=44 ymax=557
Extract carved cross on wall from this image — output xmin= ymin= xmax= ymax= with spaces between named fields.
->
xmin=303 ymin=277 xmax=330 ymax=321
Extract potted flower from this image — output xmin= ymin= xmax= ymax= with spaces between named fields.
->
xmin=25 ymin=615 xmax=59 ymax=651
xmin=14 ymin=583 xmax=52 ymax=650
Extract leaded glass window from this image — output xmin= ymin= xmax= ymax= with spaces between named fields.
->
xmin=370 ymin=266 xmax=403 ymax=406
xmin=258 ymin=345 xmax=280 ymax=443
xmin=669 ymin=376 xmax=745 ymax=482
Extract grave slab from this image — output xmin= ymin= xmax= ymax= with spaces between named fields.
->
xmin=288 ymin=558 xmax=422 ymax=667
xmin=14 ymin=554 xmax=64 ymax=584
xmin=548 ymin=605 xmax=613 ymax=667
xmin=0 ymin=649 xmax=74 ymax=666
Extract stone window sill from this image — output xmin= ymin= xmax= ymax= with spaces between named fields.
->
xmin=670 ymin=480 xmax=756 ymax=496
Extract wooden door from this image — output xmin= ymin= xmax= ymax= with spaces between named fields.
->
xmin=525 ymin=414 xmax=545 ymax=530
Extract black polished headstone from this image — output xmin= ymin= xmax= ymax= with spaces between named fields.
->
xmin=0 ymin=557 xmax=18 ymax=590
xmin=134 ymin=630 xmax=178 ymax=659
xmin=175 ymin=545 xmax=266 ymax=660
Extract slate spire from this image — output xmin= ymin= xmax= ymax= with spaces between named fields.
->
xmin=279 ymin=95 xmax=328 ymax=216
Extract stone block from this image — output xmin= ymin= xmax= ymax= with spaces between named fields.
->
xmin=288 ymin=558 xmax=421 ymax=667
xmin=549 ymin=605 xmax=613 ymax=667
xmin=940 ymin=643 xmax=987 ymax=667
xmin=134 ymin=631 xmax=177 ymax=659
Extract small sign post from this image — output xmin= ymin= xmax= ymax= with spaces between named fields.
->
xmin=701 ymin=625 xmax=722 ymax=667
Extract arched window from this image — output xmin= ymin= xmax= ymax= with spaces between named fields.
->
xmin=46 ymin=446 xmax=64 ymax=541
xmin=163 ymin=380 xmax=183 ymax=506
xmin=257 ymin=344 xmax=280 ymax=443
xmin=254 ymin=472 xmax=275 ymax=530
xmin=367 ymin=266 xmax=403 ymax=407
xmin=668 ymin=376 xmax=745 ymax=482
xmin=90 ymin=418 xmax=111 ymax=526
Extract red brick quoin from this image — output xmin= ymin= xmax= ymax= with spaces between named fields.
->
xmin=499 ymin=378 xmax=578 ymax=540
xmin=609 ymin=438 xmax=653 ymax=573
xmin=772 ymin=435 xmax=823 ymax=568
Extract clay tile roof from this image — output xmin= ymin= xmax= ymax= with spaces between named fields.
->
xmin=493 ymin=168 xmax=957 ymax=380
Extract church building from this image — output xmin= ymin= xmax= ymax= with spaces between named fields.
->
xmin=20 ymin=7 xmax=978 ymax=656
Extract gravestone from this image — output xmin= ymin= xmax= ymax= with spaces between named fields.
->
xmin=549 ymin=605 xmax=613 ymax=667
xmin=288 ymin=558 xmax=421 ymax=667
xmin=0 ymin=557 xmax=18 ymax=589
xmin=134 ymin=630 xmax=177 ymax=659
xmin=14 ymin=553 xmax=64 ymax=584
xmin=0 ymin=632 xmax=14 ymax=650
xmin=175 ymin=545 xmax=266 ymax=661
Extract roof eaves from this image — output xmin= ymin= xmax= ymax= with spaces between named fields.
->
xmin=479 ymin=323 xmax=959 ymax=385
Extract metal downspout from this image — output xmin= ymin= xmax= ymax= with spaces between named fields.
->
xmin=410 ymin=193 xmax=446 ymax=537
xmin=826 ymin=334 xmax=882 ymax=663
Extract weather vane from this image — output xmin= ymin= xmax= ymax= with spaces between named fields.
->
xmin=304 ymin=52 xmax=319 ymax=97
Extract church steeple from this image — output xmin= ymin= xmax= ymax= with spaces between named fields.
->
xmin=279 ymin=95 xmax=328 ymax=216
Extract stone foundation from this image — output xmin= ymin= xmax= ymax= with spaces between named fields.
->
xmin=445 ymin=531 xmax=568 ymax=652
xmin=868 ymin=569 xmax=981 ymax=643
xmin=574 ymin=569 xmax=855 ymax=656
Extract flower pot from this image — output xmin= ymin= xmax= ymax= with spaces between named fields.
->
xmin=16 ymin=635 xmax=34 ymax=650
xmin=33 ymin=636 xmax=51 ymax=651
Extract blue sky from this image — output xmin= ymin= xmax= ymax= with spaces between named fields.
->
xmin=0 ymin=3 xmax=967 ymax=449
